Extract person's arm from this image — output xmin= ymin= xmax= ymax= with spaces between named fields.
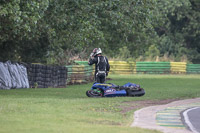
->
xmin=88 ymin=56 xmax=97 ymax=65
xmin=105 ymin=57 xmax=110 ymax=75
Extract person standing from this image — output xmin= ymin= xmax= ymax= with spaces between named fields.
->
xmin=88 ymin=48 xmax=110 ymax=83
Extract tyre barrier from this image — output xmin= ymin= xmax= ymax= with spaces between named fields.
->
xmin=136 ymin=62 xmax=171 ymax=74
xmin=66 ymin=65 xmax=94 ymax=84
xmin=75 ymin=61 xmax=200 ymax=74
xmin=109 ymin=61 xmax=136 ymax=74
xmin=0 ymin=61 xmax=29 ymax=89
xmin=27 ymin=64 xmax=67 ymax=88
xmin=170 ymin=62 xmax=186 ymax=74
xmin=187 ymin=64 xmax=200 ymax=74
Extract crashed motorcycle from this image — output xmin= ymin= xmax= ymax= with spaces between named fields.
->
xmin=86 ymin=82 xmax=145 ymax=97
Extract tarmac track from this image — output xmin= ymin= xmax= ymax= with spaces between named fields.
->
xmin=131 ymin=98 xmax=200 ymax=133
xmin=183 ymin=107 xmax=200 ymax=133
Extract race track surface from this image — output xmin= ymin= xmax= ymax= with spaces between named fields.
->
xmin=131 ymin=98 xmax=200 ymax=133
xmin=183 ymin=107 xmax=200 ymax=133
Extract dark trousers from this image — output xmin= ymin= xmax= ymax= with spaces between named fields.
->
xmin=95 ymin=72 xmax=106 ymax=83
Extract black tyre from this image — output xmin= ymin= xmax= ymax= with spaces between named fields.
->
xmin=45 ymin=70 xmax=52 ymax=74
xmin=126 ymin=88 xmax=145 ymax=97
xmin=86 ymin=90 xmax=103 ymax=97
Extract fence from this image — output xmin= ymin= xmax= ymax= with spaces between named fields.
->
xmin=26 ymin=61 xmax=200 ymax=87
xmin=187 ymin=64 xmax=200 ymax=74
xmin=109 ymin=61 xmax=172 ymax=74
xmin=75 ymin=61 xmax=200 ymax=75
xmin=66 ymin=61 xmax=94 ymax=84
xmin=170 ymin=62 xmax=187 ymax=74
xmin=109 ymin=61 xmax=136 ymax=74
xmin=1 ymin=60 xmax=200 ymax=89
xmin=136 ymin=62 xmax=171 ymax=74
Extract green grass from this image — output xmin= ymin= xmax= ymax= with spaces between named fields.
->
xmin=0 ymin=74 xmax=200 ymax=133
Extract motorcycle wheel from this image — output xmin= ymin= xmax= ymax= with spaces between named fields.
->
xmin=126 ymin=88 xmax=145 ymax=97
xmin=86 ymin=90 xmax=103 ymax=97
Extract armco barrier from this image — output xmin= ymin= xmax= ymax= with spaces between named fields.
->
xmin=136 ymin=62 xmax=170 ymax=74
xmin=74 ymin=61 xmax=200 ymax=75
xmin=170 ymin=62 xmax=186 ymax=74
xmin=109 ymin=61 xmax=136 ymax=74
xmin=66 ymin=64 xmax=93 ymax=84
xmin=187 ymin=64 xmax=200 ymax=74
xmin=75 ymin=61 xmax=88 ymax=65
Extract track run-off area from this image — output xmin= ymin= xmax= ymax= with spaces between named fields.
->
xmin=131 ymin=98 xmax=200 ymax=133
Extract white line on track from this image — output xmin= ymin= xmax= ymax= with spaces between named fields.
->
xmin=183 ymin=107 xmax=200 ymax=133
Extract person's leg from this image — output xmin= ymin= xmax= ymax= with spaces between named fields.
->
xmin=100 ymin=75 xmax=106 ymax=83
xmin=96 ymin=73 xmax=106 ymax=83
xmin=96 ymin=75 xmax=101 ymax=83
xmin=94 ymin=73 xmax=96 ymax=81
xmin=102 ymin=77 xmax=105 ymax=83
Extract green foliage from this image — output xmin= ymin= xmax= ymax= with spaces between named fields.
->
xmin=154 ymin=0 xmax=200 ymax=63
xmin=0 ymin=0 xmax=50 ymax=62
xmin=0 ymin=0 xmax=199 ymax=63
xmin=145 ymin=45 xmax=160 ymax=60
xmin=118 ymin=46 xmax=131 ymax=59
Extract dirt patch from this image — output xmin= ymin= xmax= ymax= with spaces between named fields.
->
xmin=119 ymin=99 xmax=181 ymax=114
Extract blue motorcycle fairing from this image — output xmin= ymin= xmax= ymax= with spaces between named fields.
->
xmin=90 ymin=82 xmax=140 ymax=97
xmin=104 ymin=88 xmax=127 ymax=97
xmin=122 ymin=82 xmax=140 ymax=88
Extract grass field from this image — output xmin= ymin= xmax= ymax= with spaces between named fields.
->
xmin=0 ymin=74 xmax=200 ymax=133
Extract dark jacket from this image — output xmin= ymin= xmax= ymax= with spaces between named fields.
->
xmin=88 ymin=55 xmax=110 ymax=74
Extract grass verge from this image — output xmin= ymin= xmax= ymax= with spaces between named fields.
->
xmin=0 ymin=74 xmax=199 ymax=133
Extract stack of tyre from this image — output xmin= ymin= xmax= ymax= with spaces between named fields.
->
xmin=51 ymin=66 xmax=67 ymax=87
xmin=27 ymin=64 xmax=67 ymax=88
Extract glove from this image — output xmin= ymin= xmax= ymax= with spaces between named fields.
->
xmin=106 ymin=71 xmax=109 ymax=76
xmin=90 ymin=52 xmax=94 ymax=57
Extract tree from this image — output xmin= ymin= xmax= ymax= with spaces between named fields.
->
xmin=0 ymin=0 xmax=199 ymax=64
xmin=0 ymin=0 xmax=49 ymax=62
xmin=154 ymin=0 xmax=200 ymax=62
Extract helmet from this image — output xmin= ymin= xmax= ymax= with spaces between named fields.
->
xmin=92 ymin=48 xmax=102 ymax=56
